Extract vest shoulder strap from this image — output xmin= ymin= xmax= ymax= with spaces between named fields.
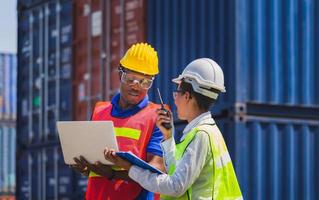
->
xmin=147 ymin=101 xmax=162 ymax=110
xmin=91 ymin=101 xmax=112 ymax=120
xmin=94 ymin=101 xmax=111 ymax=112
xmin=175 ymin=123 xmax=216 ymax=158
xmin=95 ymin=101 xmax=111 ymax=109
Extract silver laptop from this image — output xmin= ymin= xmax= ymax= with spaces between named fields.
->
xmin=57 ymin=121 xmax=119 ymax=165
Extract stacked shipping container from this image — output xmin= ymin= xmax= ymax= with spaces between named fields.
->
xmin=174 ymin=116 xmax=319 ymax=199
xmin=17 ymin=146 xmax=78 ymax=199
xmin=146 ymin=0 xmax=319 ymax=199
xmin=0 ymin=126 xmax=16 ymax=197
xmin=146 ymin=0 xmax=319 ymax=113
xmin=17 ymin=0 xmax=147 ymax=199
xmin=73 ymin=0 xmax=146 ymax=120
xmin=16 ymin=0 xmax=76 ymax=199
xmin=0 ymin=54 xmax=17 ymax=121
xmin=17 ymin=0 xmax=72 ymax=147
xmin=16 ymin=0 xmax=319 ymax=199
xmin=0 ymin=54 xmax=16 ymax=199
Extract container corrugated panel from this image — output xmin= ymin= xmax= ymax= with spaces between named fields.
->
xmin=73 ymin=0 xmax=146 ymax=120
xmin=17 ymin=0 xmax=73 ymax=147
xmin=16 ymin=148 xmax=41 ymax=199
xmin=16 ymin=146 xmax=76 ymax=200
xmin=8 ymin=128 xmax=16 ymax=194
xmin=174 ymin=116 xmax=319 ymax=200
xmin=0 ymin=56 xmax=4 ymax=120
xmin=0 ymin=125 xmax=16 ymax=195
xmin=0 ymin=127 xmax=3 ymax=193
xmin=146 ymin=0 xmax=319 ymax=115
xmin=0 ymin=127 xmax=9 ymax=193
xmin=0 ymin=54 xmax=17 ymax=121
xmin=17 ymin=8 xmax=32 ymax=148
xmin=10 ymin=57 xmax=17 ymax=121
xmin=73 ymin=174 xmax=87 ymax=199
xmin=17 ymin=5 xmax=43 ymax=147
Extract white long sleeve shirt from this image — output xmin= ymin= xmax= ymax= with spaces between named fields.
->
xmin=128 ymin=112 xmax=215 ymax=199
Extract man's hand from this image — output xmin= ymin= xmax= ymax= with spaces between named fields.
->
xmin=70 ymin=156 xmax=90 ymax=176
xmin=70 ymin=156 xmax=114 ymax=178
xmin=89 ymin=161 xmax=114 ymax=178
xmin=104 ymin=148 xmax=132 ymax=171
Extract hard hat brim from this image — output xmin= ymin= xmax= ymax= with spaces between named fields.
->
xmin=172 ymin=76 xmax=183 ymax=84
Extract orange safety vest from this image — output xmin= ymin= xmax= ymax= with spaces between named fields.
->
xmin=86 ymin=101 xmax=161 ymax=200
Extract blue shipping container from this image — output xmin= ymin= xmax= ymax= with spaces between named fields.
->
xmin=146 ymin=0 xmax=319 ymax=115
xmin=174 ymin=116 xmax=319 ymax=200
xmin=16 ymin=145 xmax=86 ymax=200
xmin=17 ymin=0 xmax=73 ymax=147
xmin=145 ymin=2 xmax=319 ymax=198
xmin=0 ymin=125 xmax=16 ymax=194
xmin=0 ymin=54 xmax=17 ymax=121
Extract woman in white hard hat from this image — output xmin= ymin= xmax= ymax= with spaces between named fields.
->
xmin=104 ymin=58 xmax=243 ymax=200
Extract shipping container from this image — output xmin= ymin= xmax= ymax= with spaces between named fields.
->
xmin=0 ymin=54 xmax=17 ymax=121
xmin=72 ymin=0 xmax=146 ymax=120
xmin=173 ymin=116 xmax=319 ymax=200
xmin=16 ymin=145 xmax=86 ymax=200
xmin=146 ymin=0 xmax=319 ymax=116
xmin=0 ymin=125 xmax=16 ymax=195
xmin=17 ymin=0 xmax=73 ymax=147
xmin=16 ymin=0 xmax=319 ymax=199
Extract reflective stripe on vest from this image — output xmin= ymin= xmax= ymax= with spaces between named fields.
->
xmin=89 ymin=127 xmax=141 ymax=177
xmin=161 ymin=124 xmax=243 ymax=200
xmin=115 ymin=127 xmax=141 ymax=140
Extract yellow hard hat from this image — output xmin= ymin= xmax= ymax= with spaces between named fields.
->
xmin=120 ymin=43 xmax=159 ymax=75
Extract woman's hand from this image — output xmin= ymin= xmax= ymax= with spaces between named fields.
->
xmin=104 ymin=148 xmax=132 ymax=171
xmin=156 ymin=109 xmax=173 ymax=140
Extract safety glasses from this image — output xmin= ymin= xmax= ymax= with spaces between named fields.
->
xmin=119 ymin=69 xmax=154 ymax=90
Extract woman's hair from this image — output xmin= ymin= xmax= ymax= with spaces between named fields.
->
xmin=179 ymin=81 xmax=218 ymax=111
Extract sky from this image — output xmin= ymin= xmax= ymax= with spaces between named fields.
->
xmin=0 ymin=0 xmax=17 ymax=53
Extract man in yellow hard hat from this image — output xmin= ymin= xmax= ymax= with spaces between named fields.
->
xmin=71 ymin=43 xmax=165 ymax=200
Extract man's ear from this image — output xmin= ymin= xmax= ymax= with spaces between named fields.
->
xmin=118 ymin=70 xmax=122 ymax=79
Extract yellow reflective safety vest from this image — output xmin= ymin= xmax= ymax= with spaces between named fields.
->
xmin=161 ymin=123 xmax=243 ymax=200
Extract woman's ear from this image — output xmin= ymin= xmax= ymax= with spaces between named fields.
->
xmin=184 ymin=91 xmax=192 ymax=101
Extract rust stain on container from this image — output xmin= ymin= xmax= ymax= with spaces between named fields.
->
xmin=0 ymin=195 xmax=15 ymax=200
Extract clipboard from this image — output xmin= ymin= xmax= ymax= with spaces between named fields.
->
xmin=116 ymin=151 xmax=164 ymax=174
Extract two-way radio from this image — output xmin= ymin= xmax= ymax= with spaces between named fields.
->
xmin=157 ymin=88 xmax=172 ymax=129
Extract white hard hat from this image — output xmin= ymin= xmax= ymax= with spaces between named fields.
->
xmin=172 ymin=58 xmax=226 ymax=99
